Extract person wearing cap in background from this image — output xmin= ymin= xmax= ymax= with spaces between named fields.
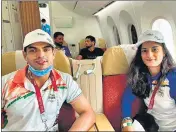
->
xmin=121 ymin=30 xmax=176 ymax=131
xmin=1 ymin=29 xmax=95 ymax=131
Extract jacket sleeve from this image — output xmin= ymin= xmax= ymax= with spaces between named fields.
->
xmin=122 ymin=86 xmax=136 ymax=118
xmin=168 ymin=68 xmax=176 ymax=102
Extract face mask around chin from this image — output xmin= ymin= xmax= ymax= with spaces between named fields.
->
xmin=28 ymin=65 xmax=53 ymax=77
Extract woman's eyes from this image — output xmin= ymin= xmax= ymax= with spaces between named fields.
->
xmin=141 ymin=48 xmax=158 ymax=53
xmin=141 ymin=49 xmax=147 ymax=53
xmin=152 ymin=48 xmax=158 ymax=52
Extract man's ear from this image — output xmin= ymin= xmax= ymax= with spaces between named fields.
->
xmin=92 ymin=41 xmax=95 ymax=46
xmin=22 ymin=51 xmax=27 ymax=61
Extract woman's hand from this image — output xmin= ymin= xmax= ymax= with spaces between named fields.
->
xmin=121 ymin=117 xmax=134 ymax=131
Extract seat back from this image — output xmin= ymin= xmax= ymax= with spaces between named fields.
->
xmin=71 ymin=57 xmax=103 ymax=113
xmin=2 ymin=50 xmax=27 ymax=76
xmin=102 ymin=45 xmax=140 ymax=131
xmin=2 ymin=50 xmax=74 ymax=131
xmin=98 ymin=38 xmax=107 ymax=51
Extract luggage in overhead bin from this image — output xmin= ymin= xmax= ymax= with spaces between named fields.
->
xmin=71 ymin=57 xmax=103 ymax=113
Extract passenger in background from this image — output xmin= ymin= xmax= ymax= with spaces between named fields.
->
xmin=121 ymin=30 xmax=176 ymax=131
xmin=76 ymin=35 xmax=104 ymax=60
xmin=41 ymin=18 xmax=51 ymax=35
xmin=54 ymin=32 xmax=72 ymax=57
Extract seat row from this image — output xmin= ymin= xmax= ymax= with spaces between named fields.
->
xmin=2 ymin=44 xmax=141 ymax=131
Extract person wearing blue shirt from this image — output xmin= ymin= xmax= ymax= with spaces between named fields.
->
xmin=121 ymin=30 xmax=176 ymax=131
xmin=41 ymin=18 xmax=51 ymax=35
xmin=53 ymin=32 xmax=72 ymax=57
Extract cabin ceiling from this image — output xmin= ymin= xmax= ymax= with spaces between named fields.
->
xmin=59 ymin=1 xmax=114 ymax=16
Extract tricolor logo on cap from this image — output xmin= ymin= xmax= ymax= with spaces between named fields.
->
xmin=37 ymin=33 xmax=45 ymax=36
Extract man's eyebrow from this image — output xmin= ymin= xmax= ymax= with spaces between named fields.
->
xmin=27 ymin=46 xmax=36 ymax=49
xmin=28 ymin=45 xmax=52 ymax=49
xmin=43 ymin=45 xmax=53 ymax=48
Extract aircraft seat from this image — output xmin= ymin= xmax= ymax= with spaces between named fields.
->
xmin=102 ymin=45 xmax=142 ymax=131
xmin=71 ymin=57 xmax=103 ymax=113
xmin=62 ymin=40 xmax=68 ymax=46
xmin=98 ymin=38 xmax=107 ymax=51
xmin=70 ymin=57 xmax=114 ymax=131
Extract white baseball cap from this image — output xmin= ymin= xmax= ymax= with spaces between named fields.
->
xmin=23 ymin=29 xmax=55 ymax=50
xmin=136 ymin=30 xmax=165 ymax=47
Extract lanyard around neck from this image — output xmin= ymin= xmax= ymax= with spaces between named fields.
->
xmin=148 ymin=85 xmax=159 ymax=109
xmin=29 ymin=70 xmax=58 ymax=115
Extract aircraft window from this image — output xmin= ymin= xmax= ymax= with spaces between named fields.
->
xmin=128 ymin=24 xmax=138 ymax=44
xmin=113 ymin=25 xmax=121 ymax=45
xmin=107 ymin=16 xmax=121 ymax=46
xmin=152 ymin=19 xmax=174 ymax=58
xmin=130 ymin=25 xmax=138 ymax=44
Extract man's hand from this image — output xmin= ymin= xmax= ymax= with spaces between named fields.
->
xmin=76 ymin=55 xmax=83 ymax=60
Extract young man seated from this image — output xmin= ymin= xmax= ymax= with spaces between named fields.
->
xmin=76 ymin=35 xmax=104 ymax=60
xmin=54 ymin=32 xmax=72 ymax=57
xmin=2 ymin=29 xmax=95 ymax=131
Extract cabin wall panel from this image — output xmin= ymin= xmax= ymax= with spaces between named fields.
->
xmin=96 ymin=1 xmax=176 ymax=60
xmin=9 ymin=1 xmax=23 ymax=50
xmin=2 ymin=1 xmax=23 ymax=52
xmin=96 ymin=1 xmax=142 ymax=46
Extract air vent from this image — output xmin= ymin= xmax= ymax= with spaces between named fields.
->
xmin=54 ymin=16 xmax=73 ymax=28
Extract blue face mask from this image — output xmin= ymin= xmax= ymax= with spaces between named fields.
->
xmin=28 ymin=65 xmax=53 ymax=77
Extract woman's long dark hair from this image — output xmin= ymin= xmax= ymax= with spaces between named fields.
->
xmin=128 ymin=43 xmax=176 ymax=98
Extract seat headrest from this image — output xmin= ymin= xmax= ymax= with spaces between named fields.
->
xmin=98 ymin=38 xmax=106 ymax=49
xmin=79 ymin=39 xmax=86 ymax=50
xmin=2 ymin=50 xmax=71 ymax=76
xmin=102 ymin=45 xmax=137 ymax=76
xmin=63 ymin=40 xmax=68 ymax=46
xmin=2 ymin=51 xmax=26 ymax=76
xmin=54 ymin=50 xmax=71 ymax=74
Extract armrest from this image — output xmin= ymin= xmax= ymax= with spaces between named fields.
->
xmin=89 ymin=113 xmax=114 ymax=131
